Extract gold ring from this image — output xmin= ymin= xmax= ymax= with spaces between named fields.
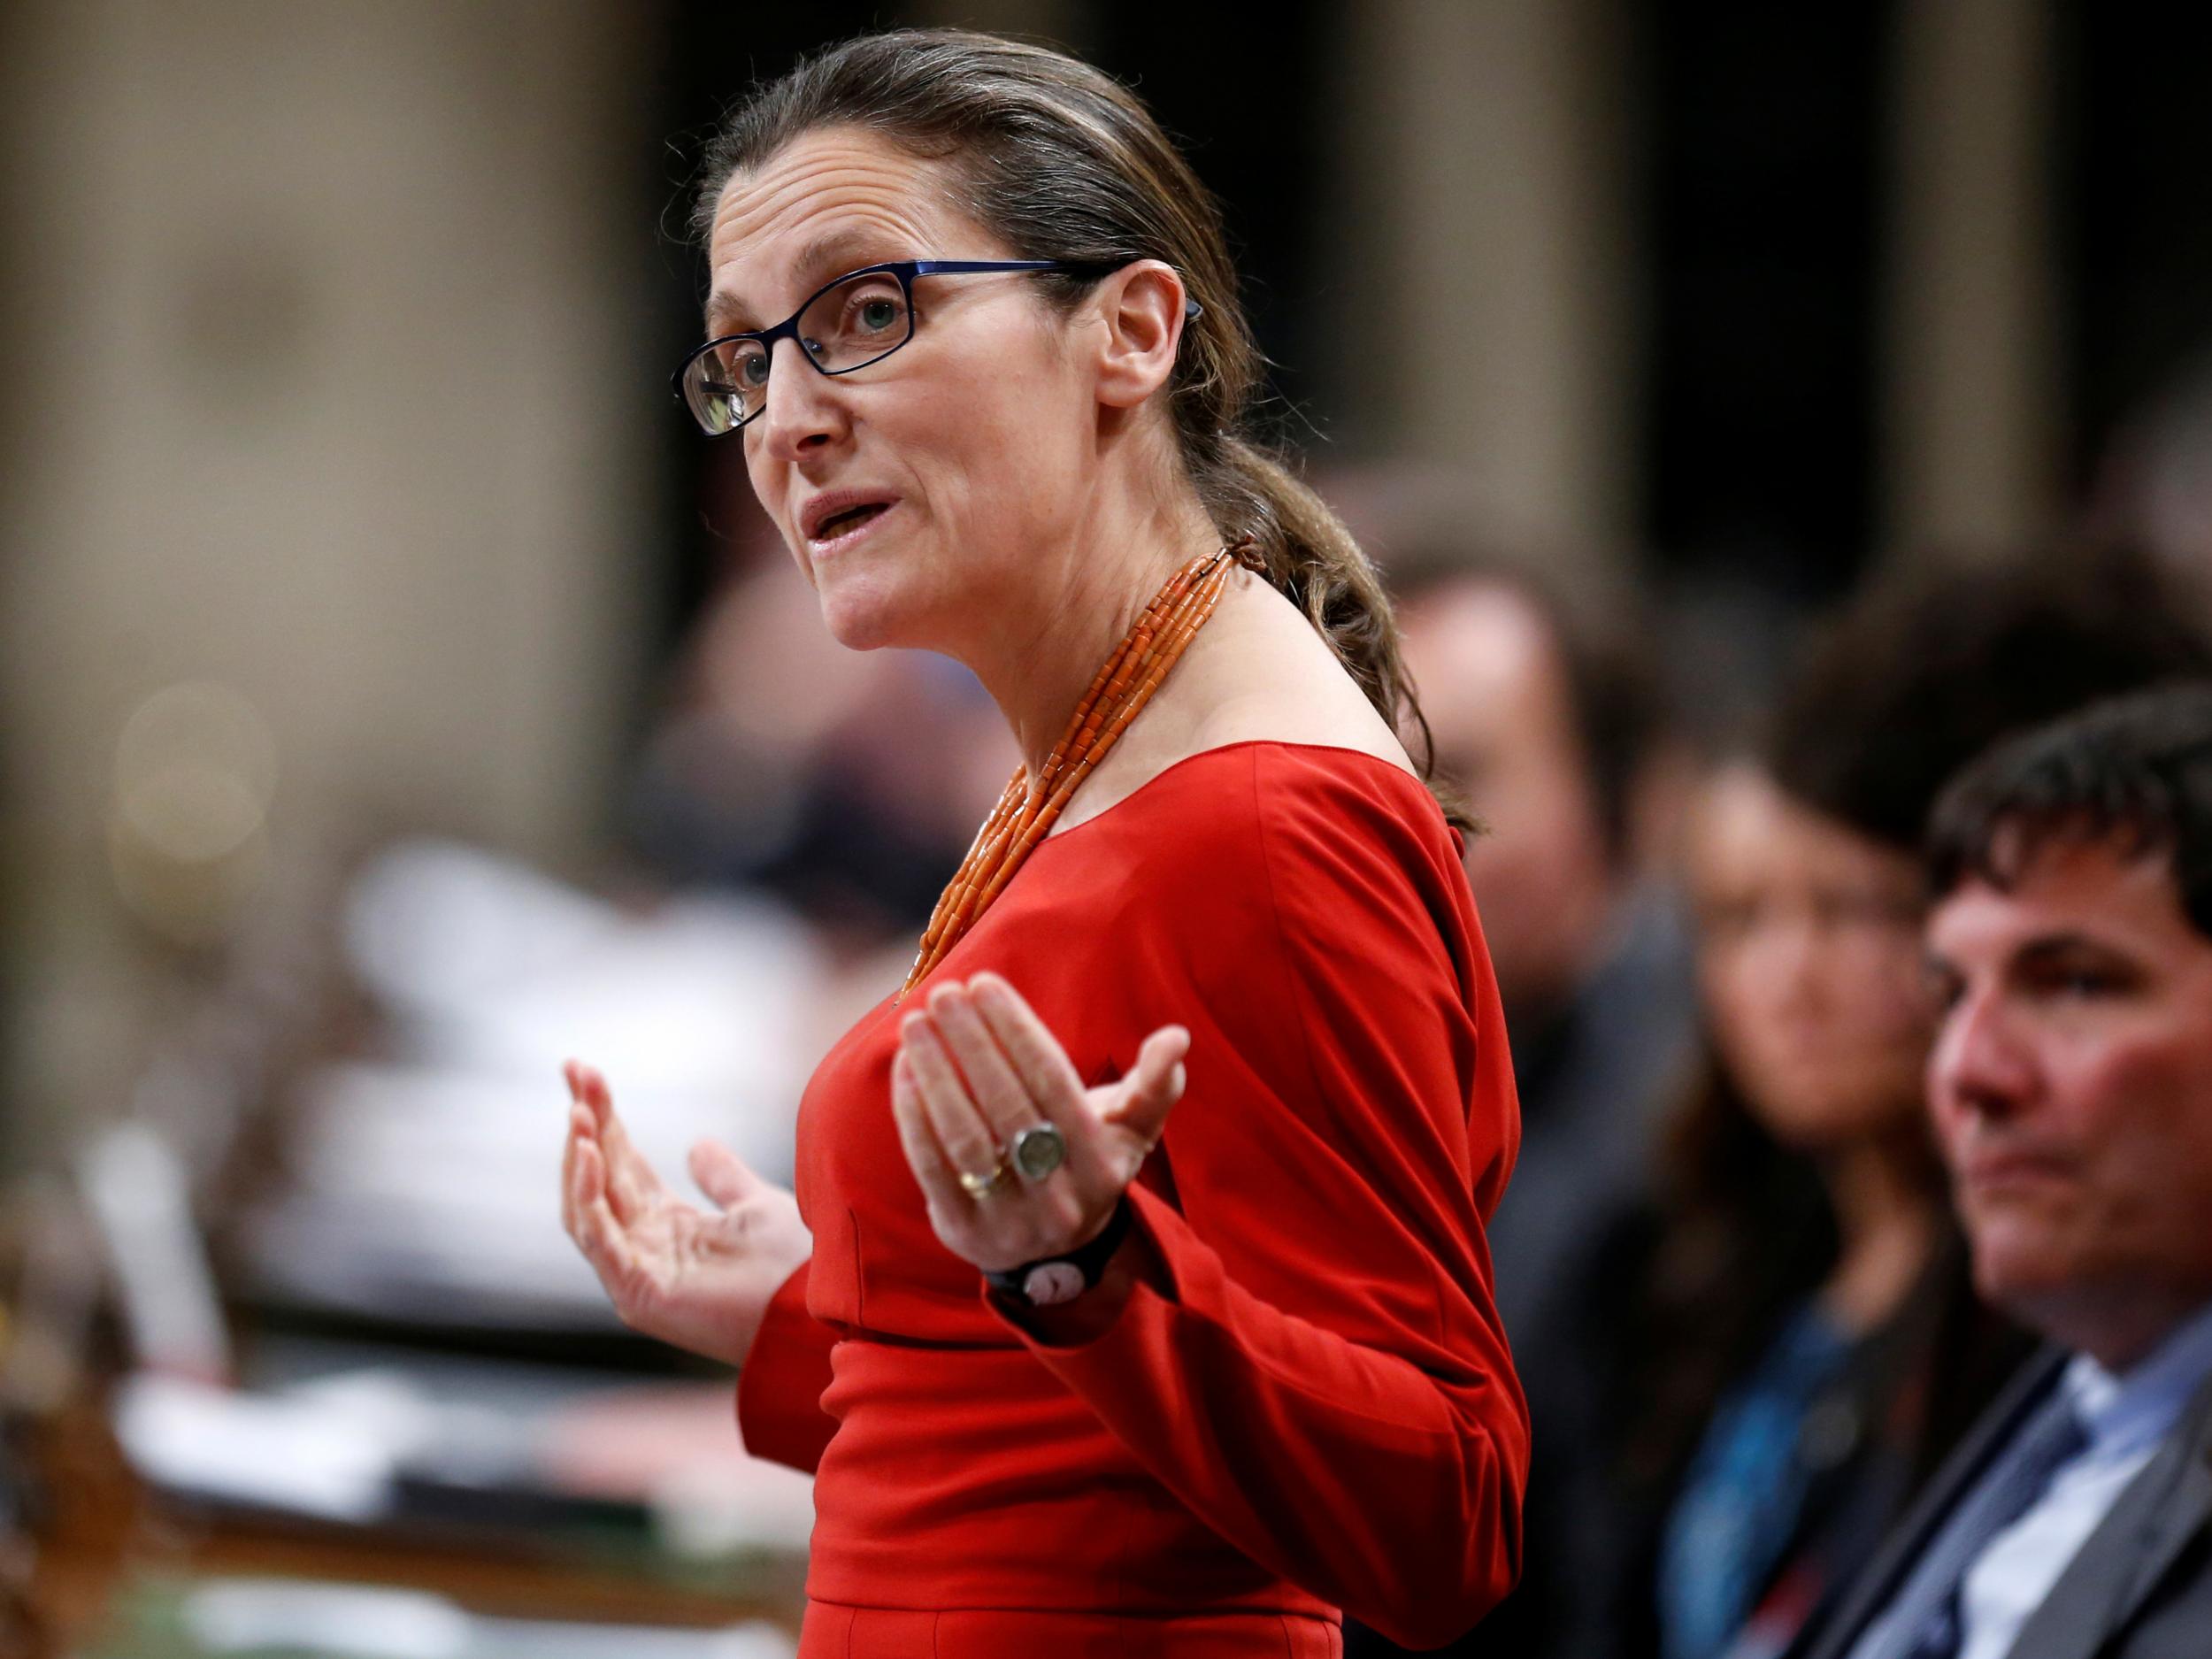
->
xmin=956 ymin=1159 xmax=1013 ymax=1200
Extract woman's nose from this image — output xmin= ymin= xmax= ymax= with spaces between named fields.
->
xmin=1739 ymin=913 xmax=1822 ymax=1004
xmin=755 ymin=338 xmax=849 ymax=461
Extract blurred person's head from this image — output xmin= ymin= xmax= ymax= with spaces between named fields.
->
xmin=1632 ymin=548 xmax=2212 ymax=1472
xmin=626 ymin=498 xmax=1015 ymax=945
xmin=1925 ymin=685 xmax=2212 ymax=1368
xmin=1325 ymin=466 xmax=1662 ymax=1019
xmin=1694 ymin=545 xmax=2212 ymax=1161
xmin=1689 ymin=764 xmax=1930 ymax=1156
xmin=1398 ymin=572 xmax=1657 ymax=1018
xmin=2086 ymin=349 xmax=2212 ymax=580
xmin=684 ymin=31 xmax=1440 ymax=810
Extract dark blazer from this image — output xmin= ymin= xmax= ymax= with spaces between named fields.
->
xmin=1791 ymin=1346 xmax=2212 ymax=1659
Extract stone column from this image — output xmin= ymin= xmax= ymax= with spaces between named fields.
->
xmin=1880 ymin=0 xmax=2061 ymax=550
xmin=1322 ymin=0 xmax=1640 ymax=550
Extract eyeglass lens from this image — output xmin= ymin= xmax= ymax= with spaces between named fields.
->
xmin=683 ymin=268 xmax=916 ymax=434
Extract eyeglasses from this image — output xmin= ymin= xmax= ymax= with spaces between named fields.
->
xmin=671 ymin=257 xmax=1201 ymax=436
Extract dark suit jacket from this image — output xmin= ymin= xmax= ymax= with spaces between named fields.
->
xmin=1791 ymin=1345 xmax=2212 ymax=1659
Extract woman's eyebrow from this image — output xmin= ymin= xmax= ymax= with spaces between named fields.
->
xmin=703 ymin=229 xmax=896 ymax=336
xmin=703 ymin=288 xmax=753 ymax=337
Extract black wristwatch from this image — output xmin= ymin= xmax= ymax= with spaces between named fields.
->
xmin=986 ymin=1198 xmax=1134 ymax=1308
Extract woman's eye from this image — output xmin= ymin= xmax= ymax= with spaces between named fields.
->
xmin=858 ymin=297 xmax=900 ymax=332
xmin=1812 ymin=889 xmax=1919 ymax=932
xmin=1697 ymin=900 xmax=1758 ymax=943
xmin=740 ymin=354 xmax=770 ymax=387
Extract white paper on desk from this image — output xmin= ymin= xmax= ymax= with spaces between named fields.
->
xmin=651 ymin=1457 xmax=817 ymax=1558
xmin=187 ymin=1580 xmax=466 ymax=1657
xmin=78 ymin=1122 xmax=230 ymax=1379
xmin=242 ymin=838 xmax=823 ymax=1329
xmin=112 ymin=1372 xmax=397 ymax=1522
xmin=341 ymin=839 xmax=820 ymax=1116
xmin=184 ymin=1576 xmax=798 ymax=1658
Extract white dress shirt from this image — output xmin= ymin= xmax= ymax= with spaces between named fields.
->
xmin=1955 ymin=1301 xmax=2212 ymax=1659
xmin=1845 ymin=1298 xmax=2212 ymax=1659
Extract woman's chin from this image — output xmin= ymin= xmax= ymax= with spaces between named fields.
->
xmin=816 ymin=580 xmax=917 ymax=654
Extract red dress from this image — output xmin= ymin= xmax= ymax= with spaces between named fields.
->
xmin=738 ymin=741 xmax=1529 ymax=1657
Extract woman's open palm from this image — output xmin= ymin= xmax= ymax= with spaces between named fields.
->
xmin=560 ymin=1060 xmax=810 ymax=1368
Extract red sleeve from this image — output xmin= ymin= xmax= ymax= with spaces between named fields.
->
xmin=734 ymin=1258 xmax=840 ymax=1473
xmin=996 ymin=750 xmax=1531 ymax=1650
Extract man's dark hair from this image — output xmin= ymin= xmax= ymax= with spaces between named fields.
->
xmin=1770 ymin=545 xmax=2212 ymax=851
xmin=1928 ymin=682 xmax=2212 ymax=941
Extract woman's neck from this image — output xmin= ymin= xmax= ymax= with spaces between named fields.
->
xmin=1816 ymin=1124 xmax=1943 ymax=1334
xmin=964 ymin=484 xmax=1221 ymax=779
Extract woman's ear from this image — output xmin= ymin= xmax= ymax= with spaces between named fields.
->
xmin=1090 ymin=259 xmax=1189 ymax=410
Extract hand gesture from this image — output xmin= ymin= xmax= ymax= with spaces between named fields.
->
xmin=890 ymin=972 xmax=1188 ymax=1275
xmin=560 ymin=1060 xmax=810 ymax=1368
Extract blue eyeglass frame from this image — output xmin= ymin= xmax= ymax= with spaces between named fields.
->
xmin=671 ymin=257 xmax=1204 ymax=435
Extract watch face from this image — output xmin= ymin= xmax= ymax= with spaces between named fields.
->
xmin=1022 ymin=1261 xmax=1088 ymax=1306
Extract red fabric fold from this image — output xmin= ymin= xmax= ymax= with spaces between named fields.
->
xmin=735 ymin=1258 xmax=838 ymax=1472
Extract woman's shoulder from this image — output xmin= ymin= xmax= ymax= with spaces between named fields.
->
xmin=1047 ymin=571 xmax=1425 ymax=833
xmin=1077 ymin=736 xmax=1426 ymax=821
xmin=1056 ymin=737 xmax=1462 ymax=904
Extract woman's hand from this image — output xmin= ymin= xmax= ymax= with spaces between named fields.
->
xmin=559 ymin=1060 xmax=810 ymax=1368
xmin=891 ymin=972 xmax=1189 ymax=1276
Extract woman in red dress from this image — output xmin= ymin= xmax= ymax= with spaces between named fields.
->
xmin=559 ymin=30 xmax=1527 ymax=1657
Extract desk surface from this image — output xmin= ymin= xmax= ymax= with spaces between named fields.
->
xmin=34 ymin=1402 xmax=807 ymax=1658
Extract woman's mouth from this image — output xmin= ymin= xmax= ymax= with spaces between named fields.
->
xmin=818 ymin=503 xmax=887 ymax=541
xmin=802 ymin=493 xmax=900 ymax=554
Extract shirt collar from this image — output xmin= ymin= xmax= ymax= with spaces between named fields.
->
xmin=2062 ymin=1297 xmax=2212 ymax=1459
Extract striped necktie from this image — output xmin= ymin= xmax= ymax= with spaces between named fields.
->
xmin=1887 ymin=1395 xmax=2090 ymax=1659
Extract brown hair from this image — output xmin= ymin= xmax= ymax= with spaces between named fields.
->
xmin=1769 ymin=542 xmax=2212 ymax=852
xmin=693 ymin=28 xmax=1463 ymax=828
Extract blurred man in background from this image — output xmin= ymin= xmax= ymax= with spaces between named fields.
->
xmin=1607 ymin=549 xmax=2210 ymax=1659
xmin=625 ymin=510 xmax=1014 ymax=956
xmin=1335 ymin=472 xmax=1698 ymax=1658
xmin=1796 ymin=684 xmax=2212 ymax=1659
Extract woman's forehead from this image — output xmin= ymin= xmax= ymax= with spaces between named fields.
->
xmin=705 ymin=130 xmax=970 ymax=331
xmin=1693 ymin=767 xmax=1910 ymax=885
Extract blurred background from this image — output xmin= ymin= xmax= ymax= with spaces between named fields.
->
xmin=5 ymin=1 xmax=2212 ymax=1655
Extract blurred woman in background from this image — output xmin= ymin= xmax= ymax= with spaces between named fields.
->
xmin=558 ymin=29 xmax=1526 ymax=1659
xmin=1607 ymin=549 xmax=2210 ymax=1659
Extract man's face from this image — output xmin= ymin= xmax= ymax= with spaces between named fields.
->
xmin=1925 ymin=835 xmax=2212 ymax=1363
xmin=1399 ymin=580 xmax=1617 ymax=1020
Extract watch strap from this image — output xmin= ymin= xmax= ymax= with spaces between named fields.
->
xmin=986 ymin=1197 xmax=1134 ymax=1308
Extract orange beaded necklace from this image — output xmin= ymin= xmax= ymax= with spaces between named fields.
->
xmin=900 ymin=543 xmax=1241 ymax=996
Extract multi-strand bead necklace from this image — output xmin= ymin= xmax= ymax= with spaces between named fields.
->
xmin=900 ymin=543 xmax=1240 ymax=996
